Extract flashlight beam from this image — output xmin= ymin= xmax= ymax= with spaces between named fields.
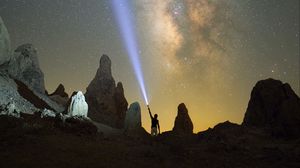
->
xmin=111 ymin=0 xmax=149 ymax=105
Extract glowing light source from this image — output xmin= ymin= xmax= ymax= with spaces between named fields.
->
xmin=111 ymin=0 xmax=149 ymax=105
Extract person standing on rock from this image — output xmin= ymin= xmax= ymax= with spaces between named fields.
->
xmin=147 ymin=105 xmax=160 ymax=136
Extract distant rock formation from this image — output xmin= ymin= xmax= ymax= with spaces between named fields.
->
xmin=0 ymin=16 xmax=11 ymax=66
xmin=172 ymin=103 xmax=193 ymax=135
xmin=243 ymin=78 xmax=300 ymax=137
xmin=49 ymin=84 xmax=69 ymax=107
xmin=125 ymin=102 xmax=141 ymax=131
xmin=8 ymin=44 xmax=45 ymax=94
xmin=85 ymin=55 xmax=128 ymax=128
xmin=49 ymin=84 xmax=69 ymax=98
xmin=68 ymin=91 xmax=88 ymax=117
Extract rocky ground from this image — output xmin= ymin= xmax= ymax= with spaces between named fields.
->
xmin=0 ymin=114 xmax=299 ymax=168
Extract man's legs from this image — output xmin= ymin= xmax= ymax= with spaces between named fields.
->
xmin=151 ymin=127 xmax=157 ymax=136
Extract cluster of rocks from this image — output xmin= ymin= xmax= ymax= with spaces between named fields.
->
xmin=85 ymin=55 xmax=128 ymax=129
xmin=0 ymin=16 xmax=91 ymax=131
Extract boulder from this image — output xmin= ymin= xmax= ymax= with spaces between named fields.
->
xmin=0 ymin=16 xmax=11 ymax=66
xmin=8 ymin=44 xmax=45 ymax=94
xmin=243 ymin=78 xmax=300 ymax=138
xmin=124 ymin=102 xmax=142 ymax=131
xmin=85 ymin=55 xmax=128 ymax=128
xmin=172 ymin=103 xmax=193 ymax=135
xmin=68 ymin=91 xmax=88 ymax=117
xmin=41 ymin=109 xmax=56 ymax=118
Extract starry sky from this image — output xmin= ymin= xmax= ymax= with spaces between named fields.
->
xmin=0 ymin=0 xmax=299 ymax=132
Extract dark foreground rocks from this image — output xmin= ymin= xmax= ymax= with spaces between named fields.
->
xmin=1 ymin=114 xmax=299 ymax=168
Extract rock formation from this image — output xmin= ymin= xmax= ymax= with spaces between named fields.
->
xmin=172 ymin=103 xmax=193 ymax=135
xmin=68 ymin=91 xmax=88 ymax=117
xmin=8 ymin=44 xmax=45 ymax=94
xmin=85 ymin=55 xmax=128 ymax=128
xmin=49 ymin=84 xmax=68 ymax=98
xmin=0 ymin=16 xmax=10 ymax=66
xmin=125 ymin=102 xmax=142 ymax=131
xmin=0 ymin=102 xmax=20 ymax=118
xmin=41 ymin=109 xmax=56 ymax=118
xmin=49 ymin=84 xmax=69 ymax=107
xmin=243 ymin=78 xmax=300 ymax=137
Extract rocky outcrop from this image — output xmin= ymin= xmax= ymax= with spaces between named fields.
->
xmin=0 ymin=16 xmax=11 ymax=67
xmin=49 ymin=84 xmax=68 ymax=98
xmin=85 ymin=55 xmax=128 ymax=128
xmin=0 ymin=73 xmax=38 ymax=114
xmin=49 ymin=84 xmax=69 ymax=107
xmin=124 ymin=102 xmax=142 ymax=131
xmin=68 ymin=91 xmax=88 ymax=117
xmin=172 ymin=103 xmax=193 ymax=135
xmin=243 ymin=78 xmax=300 ymax=138
xmin=8 ymin=44 xmax=45 ymax=94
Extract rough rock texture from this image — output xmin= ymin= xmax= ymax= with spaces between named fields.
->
xmin=49 ymin=84 xmax=69 ymax=107
xmin=68 ymin=91 xmax=88 ymax=117
xmin=85 ymin=55 xmax=128 ymax=128
xmin=125 ymin=102 xmax=141 ymax=131
xmin=14 ymin=79 xmax=55 ymax=111
xmin=0 ymin=16 xmax=10 ymax=66
xmin=172 ymin=103 xmax=193 ymax=135
xmin=41 ymin=109 xmax=56 ymax=118
xmin=0 ymin=73 xmax=38 ymax=114
xmin=0 ymin=102 xmax=20 ymax=118
xmin=243 ymin=78 xmax=300 ymax=138
xmin=8 ymin=44 xmax=45 ymax=94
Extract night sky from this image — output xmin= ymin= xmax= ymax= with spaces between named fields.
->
xmin=0 ymin=0 xmax=299 ymax=132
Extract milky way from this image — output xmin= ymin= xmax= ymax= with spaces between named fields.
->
xmin=0 ymin=0 xmax=299 ymax=132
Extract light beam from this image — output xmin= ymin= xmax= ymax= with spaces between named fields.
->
xmin=111 ymin=0 xmax=149 ymax=105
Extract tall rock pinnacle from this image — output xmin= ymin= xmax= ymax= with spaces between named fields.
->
xmin=85 ymin=55 xmax=128 ymax=128
xmin=8 ymin=44 xmax=45 ymax=94
xmin=173 ymin=103 xmax=194 ymax=135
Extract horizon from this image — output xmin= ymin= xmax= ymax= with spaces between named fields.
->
xmin=0 ymin=0 xmax=299 ymax=133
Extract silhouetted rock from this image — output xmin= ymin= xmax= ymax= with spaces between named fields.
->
xmin=8 ymin=44 xmax=45 ymax=94
xmin=125 ymin=102 xmax=141 ymax=131
xmin=49 ymin=84 xmax=68 ymax=98
xmin=172 ymin=103 xmax=193 ymax=135
xmin=68 ymin=91 xmax=88 ymax=117
xmin=243 ymin=78 xmax=300 ymax=138
xmin=0 ymin=16 xmax=10 ymax=67
xmin=49 ymin=84 xmax=69 ymax=107
xmin=85 ymin=55 xmax=128 ymax=128
xmin=198 ymin=121 xmax=244 ymax=142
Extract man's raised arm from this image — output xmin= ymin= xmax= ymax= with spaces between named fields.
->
xmin=147 ymin=105 xmax=153 ymax=119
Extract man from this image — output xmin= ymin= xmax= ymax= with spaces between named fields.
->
xmin=147 ymin=105 xmax=160 ymax=136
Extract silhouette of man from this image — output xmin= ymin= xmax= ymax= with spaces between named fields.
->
xmin=147 ymin=105 xmax=160 ymax=136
